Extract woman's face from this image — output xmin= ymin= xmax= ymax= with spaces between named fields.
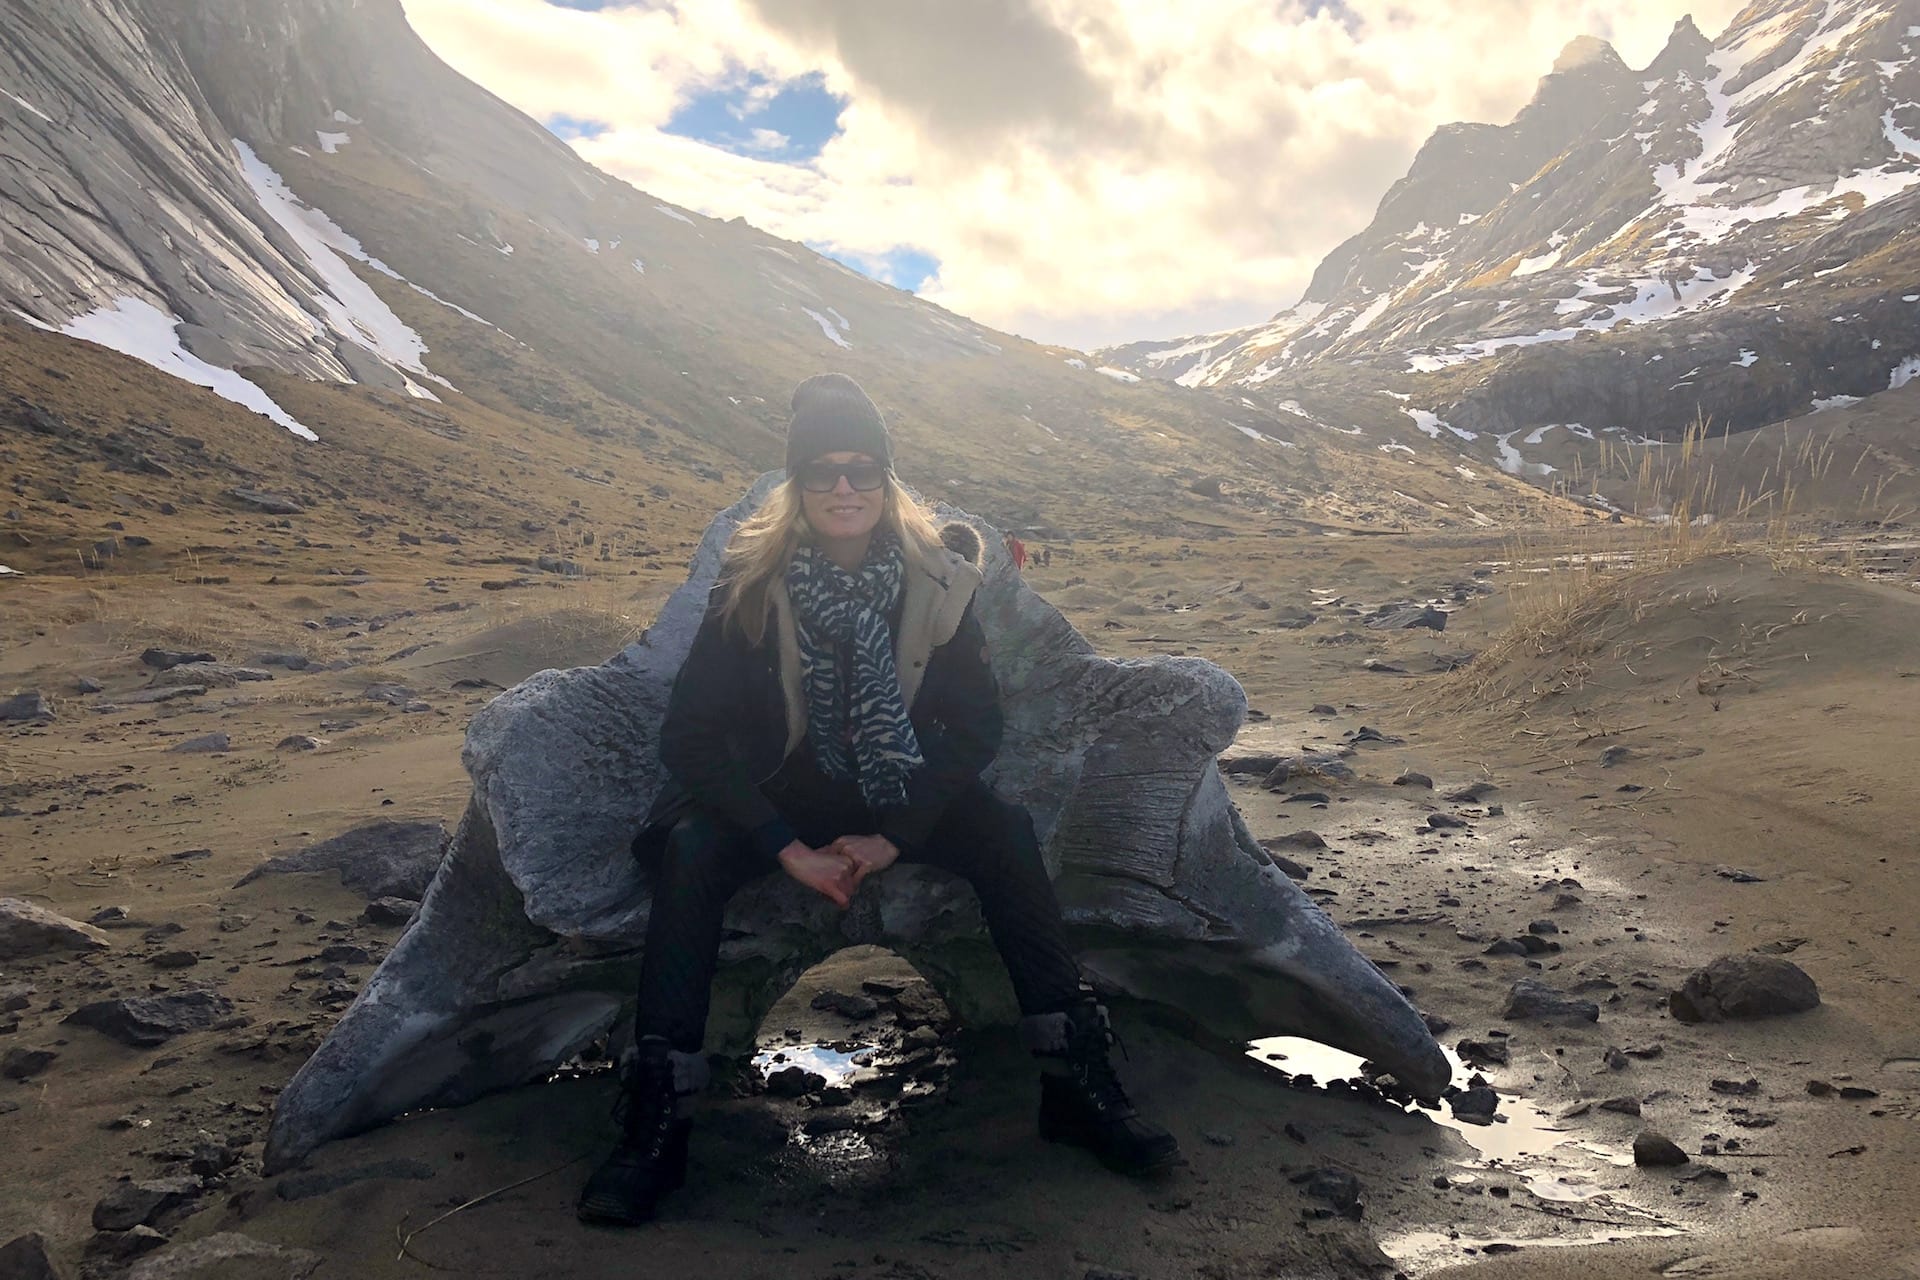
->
xmin=797 ymin=450 xmax=887 ymax=545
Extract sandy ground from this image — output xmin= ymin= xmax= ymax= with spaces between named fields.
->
xmin=3 ymin=528 xmax=1918 ymax=1279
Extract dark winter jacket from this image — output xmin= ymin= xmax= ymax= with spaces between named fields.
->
xmin=648 ymin=522 xmax=1001 ymax=860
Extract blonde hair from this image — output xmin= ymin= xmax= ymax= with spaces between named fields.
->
xmin=717 ymin=474 xmax=945 ymax=645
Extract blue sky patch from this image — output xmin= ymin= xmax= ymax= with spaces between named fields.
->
xmin=545 ymin=113 xmax=612 ymax=141
xmin=812 ymin=244 xmax=941 ymax=294
xmin=664 ymin=71 xmax=845 ymax=163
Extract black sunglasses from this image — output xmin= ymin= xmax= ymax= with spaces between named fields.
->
xmin=795 ymin=460 xmax=889 ymax=493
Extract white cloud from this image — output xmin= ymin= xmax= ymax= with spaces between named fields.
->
xmin=401 ymin=0 xmax=1745 ymax=349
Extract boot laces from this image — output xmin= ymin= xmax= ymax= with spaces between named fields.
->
xmin=610 ymin=1055 xmax=680 ymax=1155
xmin=1069 ymin=1019 xmax=1133 ymax=1114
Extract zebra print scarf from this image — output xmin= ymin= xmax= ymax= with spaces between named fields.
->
xmin=785 ymin=534 xmax=924 ymax=808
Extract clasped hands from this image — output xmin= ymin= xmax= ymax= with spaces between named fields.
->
xmin=776 ymin=833 xmax=899 ymax=909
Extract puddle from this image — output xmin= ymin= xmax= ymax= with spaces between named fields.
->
xmin=751 ymin=1042 xmax=874 ymax=1087
xmin=1250 ymin=1036 xmax=1683 ymax=1271
xmin=1384 ymin=1225 xmax=1685 ymax=1273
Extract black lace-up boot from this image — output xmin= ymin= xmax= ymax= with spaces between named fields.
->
xmin=576 ymin=1037 xmax=701 ymax=1225
xmin=1025 ymin=997 xmax=1180 ymax=1175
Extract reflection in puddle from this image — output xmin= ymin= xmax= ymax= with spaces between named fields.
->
xmin=751 ymin=1042 xmax=874 ymax=1086
xmin=1248 ymin=1036 xmax=1683 ymax=1271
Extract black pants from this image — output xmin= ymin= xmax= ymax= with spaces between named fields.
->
xmin=634 ymin=775 xmax=1083 ymax=1051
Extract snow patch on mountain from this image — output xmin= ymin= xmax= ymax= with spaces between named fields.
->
xmin=235 ymin=141 xmax=446 ymax=389
xmin=62 ymin=297 xmax=316 ymax=439
xmin=802 ymin=307 xmax=852 ymax=349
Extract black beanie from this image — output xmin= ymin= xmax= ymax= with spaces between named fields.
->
xmin=785 ymin=372 xmax=892 ymax=475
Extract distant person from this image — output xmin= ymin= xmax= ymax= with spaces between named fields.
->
xmin=578 ymin=373 xmax=1178 ymax=1226
xmin=1040 ymin=545 xmax=1052 ymax=568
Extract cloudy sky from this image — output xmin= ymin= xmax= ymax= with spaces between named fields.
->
xmin=402 ymin=0 xmax=1745 ymax=351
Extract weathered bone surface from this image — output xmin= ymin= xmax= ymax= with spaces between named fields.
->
xmin=264 ymin=476 xmax=1449 ymax=1171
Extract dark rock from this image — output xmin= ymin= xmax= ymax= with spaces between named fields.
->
xmin=1839 ymin=1085 xmax=1879 ymax=1100
xmin=0 ymin=692 xmax=53 ymax=723
xmin=884 ymin=981 xmax=950 ymax=1029
xmin=2 ymin=1046 xmax=58 ymax=1079
xmin=1449 ymin=1085 xmax=1500 ymax=1121
xmin=362 ymin=684 xmax=416 ymax=706
xmin=320 ymin=944 xmax=372 ymax=965
xmin=1714 ymin=865 xmax=1765 ymax=883
xmin=1283 ymin=791 xmax=1330 ymax=805
xmin=90 ymin=1225 xmax=168 ymax=1262
xmin=188 ymin=1142 xmax=240 ymax=1177
xmin=1598 ymin=1096 xmax=1643 ymax=1116
xmin=1217 ymin=753 xmax=1285 ymax=776
xmin=1365 ymin=604 xmax=1446 ymax=632
xmin=1603 ymin=1046 xmax=1629 ymax=1070
xmin=233 ymin=819 xmax=448 ymax=902
xmin=763 ymin=1066 xmax=826 ymax=1098
xmin=120 ymin=686 xmax=207 ymax=704
xmin=139 ymin=649 xmax=216 ymax=670
xmin=362 ymin=898 xmax=418 ymax=927
xmin=1444 ymin=782 xmax=1498 ymax=803
xmin=1426 ymin=813 xmax=1470 ymax=830
xmin=1599 ymin=745 xmax=1634 ymax=767
xmin=1456 ymin=1038 xmax=1510 ymax=1068
xmin=1269 ymin=853 xmax=1311 ymax=880
xmin=1669 ymin=954 xmax=1820 ymax=1023
xmin=91 ymin=1177 xmax=200 ymax=1231
xmin=1710 ymin=1077 xmax=1761 ymax=1096
xmin=1503 ymin=978 xmax=1600 ymax=1023
xmin=1290 ymin=1166 xmax=1363 ymax=1218
xmin=1528 ymin=920 xmax=1559 ymax=935
xmin=168 ymin=733 xmax=229 ymax=754
xmin=255 ymin=653 xmax=311 ymax=671
xmin=63 ymin=992 xmax=235 ymax=1047
xmin=1309 ymin=704 xmax=1337 ymax=715
xmin=809 ymin=990 xmax=879 ymax=1020
xmin=74 ymin=676 xmax=103 ymax=694
xmin=1361 ymin=659 xmax=1406 ymax=674
xmin=1393 ymin=771 xmax=1434 ymax=789
xmin=1262 ymin=830 xmax=1326 ymax=851
xmin=0 ymin=1232 xmax=62 ymax=1280
xmin=1632 ymin=1130 xmax=1689 ymax=1167
xmin=274 ymin=1159 xmax=435 ymax=1201
xmin=0 ymin=984 xmax=32 ymax=1013
xmin=147 ymin=950 xmax=198 ymax=970
xmin=275 ymin=735 xmax=325 ymax=752
xmin=1 ymin=898 xmax=114 ymax=959
xmin=1484 ymin=938 xmax=1528 ymax=957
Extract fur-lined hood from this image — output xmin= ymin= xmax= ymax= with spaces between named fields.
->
xmin=937 ymin=520 xmax=983 ymax=568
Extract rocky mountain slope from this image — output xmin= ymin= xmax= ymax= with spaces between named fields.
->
xmin=1 ymin=0 xmax=1589 ymax=587
xmin=1102 ymin=0 xmax=1920 ymax=491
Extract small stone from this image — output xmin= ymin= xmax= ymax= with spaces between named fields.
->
xmin=1670 ymin=954 xmax=1820 ymax=1023
xmin=63 ymin=992 xmax=235 ymax=1047
xmin=1598 ymin=1096 xmax=1643 ymax=1116
xmin=1310 ymin=704 xmax=1337 ymax=715
xmin=139 ymin=649 xmax=216 ymax=670
xmin=1632 ymin=1130 xmax=1689 ymax=1167
xmin=1603 ymin=1046 xmax=1629 ymax=1070
xmin=809 ymin=990 xmax=880 ymax=1020
xmin=147 ymin=950 xmax=199 ymax=970
xmin=362 ymin=898 xmax=419 ymax=927
xmin=90 ymin=1176 xmax=201 ymax=1231
xmin=1600 ymin=745 xmax=1634 ymax=766
xmin=75 ymin=676 xmax=104 ymax=694
xmin=1393 ymin=771 xmax=1434 ymax=789
xmin=1503 ymin=978 xmax=1600 ymax=1023
xmin=0 ymin=1231 xmax=62 ymax=1279
xmin=2 ymin=1046 xmax=58 ymax=1079
xmin=764 ymin=1066 xmax=826 ymax=1098
xmin=1527 ymin=919 xmax=1559 ymax=935
xmin=1456 ymin=1038 xmax=1510 ymax=1068
xmin=1289 ymin=1166 xmax=1363 ymax=1218
xmin=0 ymin=898 xmax=113 ymax=960
xmin=1714 ymin=866 xmax=1765 ymax=883
xmin=275 ymin=735 xmax=326 ymax=752
xmin=1806 ymin=1079 xmax=1836 ymax=1097
xmin=320 ymin=944 xmax=372 ymax=965
xmin=1709 ymin=1078 xmax=1760 ymax=1096
xmin=1427 ymin=813 xmax=1470 ymax=830
xmin=168 ymin=733 xmax=230 ymax=754
xmin=1449 ymin=1085 xmax=1500 ymax=1122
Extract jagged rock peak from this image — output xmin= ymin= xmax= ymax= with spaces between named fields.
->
xmin=1551 ymin=34 xmax=1626 ymax=74
xmin=1647 ymin=14 xmax=1715 ymax=78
